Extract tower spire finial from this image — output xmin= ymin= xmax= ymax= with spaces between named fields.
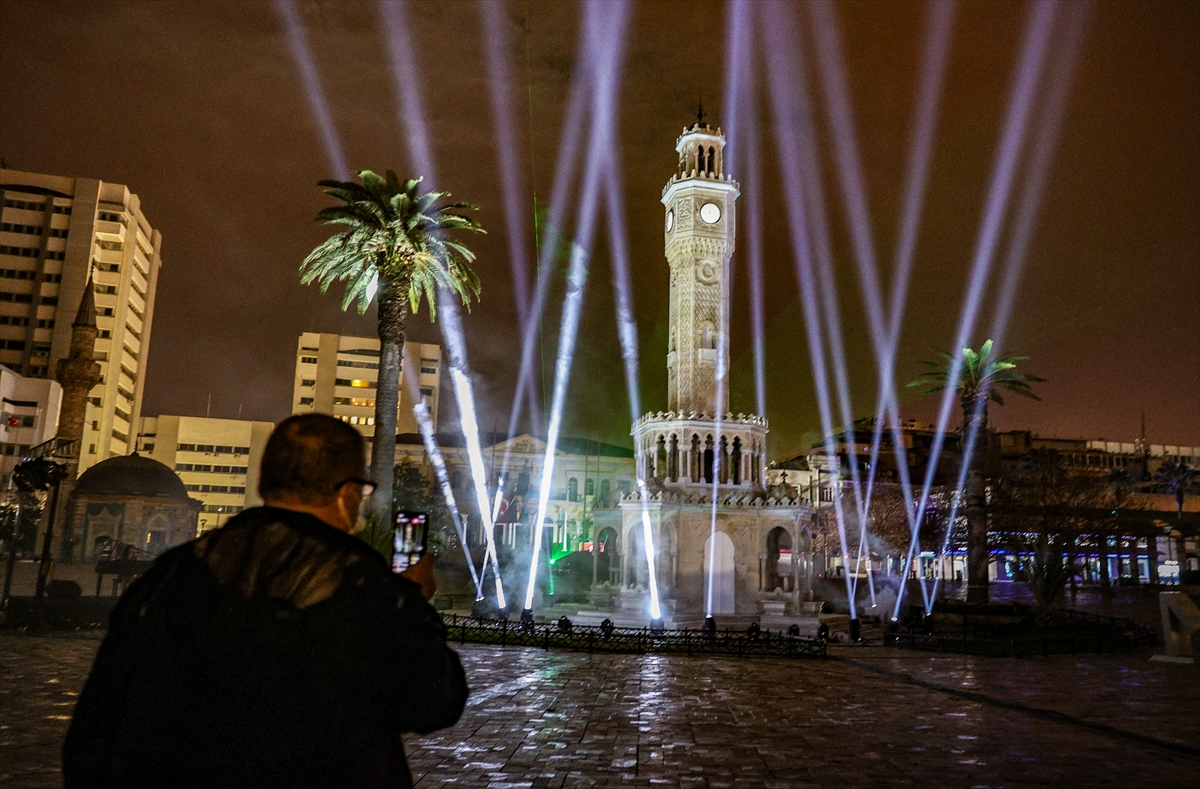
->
xmin=696 ymin=98 xmax=706 ymax=126
xmin=73 ymin=270 xmax=96 ymax=328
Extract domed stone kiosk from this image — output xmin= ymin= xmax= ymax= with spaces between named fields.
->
xmin=65 ymin=453 xmax=201 ymax=560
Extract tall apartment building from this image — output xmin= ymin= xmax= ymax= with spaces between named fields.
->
xmin=0 ymin=169 xmax=161 ymax=474
xmin=291 ymin=332 xmax=442 ymax=436
xmin=0 ymin=365 xmax=62 ymax=479
xmin=137 ymin=415 xmax=274 ymax=533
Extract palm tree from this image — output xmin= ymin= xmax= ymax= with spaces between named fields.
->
xmin=301 ymin=171 xmax=483 ymax=524
xmin=1154 ymin=459 xmax=1199 ymax=518
xmin=1154 ymin=459 xmax=1199 ymax=580
xmin=1106 ymin=467 xmax=1139 ymax=511
xmin=908 ymin=339 xmax=1043 ymax=603
xmin=908 ymin=339 xmax=1044 ymax=443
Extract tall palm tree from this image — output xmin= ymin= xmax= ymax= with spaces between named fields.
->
xmin=908 ymin=340 xmax=1044 ymax=603
xmin=1154 ymin=459 xmax=1199 ymax=579
xmin=908 ymin=339 xmax=1044 ymax=443
xmin=301 ymin=170 xmax=483 ymax=524
xmin=1154 ymin=459 xmax=1199 ymax=519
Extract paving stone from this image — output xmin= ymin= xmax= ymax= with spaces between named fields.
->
xmin=1 ymin=633 xmax=1197 ymax=787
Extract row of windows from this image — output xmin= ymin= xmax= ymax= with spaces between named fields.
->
xmin=2 ymin=199 xmax=71 ymax=215
xmin=420 ymin=387 xmax=434 ymax=397
xmin=333 ymin=396 xmax=375 ymax=407
xmin=186 ymin=484 xmax=247 ymax=494
xmin=299 ymin=355 xmax=317 ymax=364
xmin=113 ymin=429 xmax=128 ymax=443
xmin=1 ymin=222 xmax=42 ymax=235
xmin=0 ymin=444 xmax=31 ymax=456
xmin=1 ymin=269 xmax=64 ymax=282
xmin=565 ymin=477 xmax=619 ymax=501
xmin=176 ymin=463 xmax=249 ymax=474
xmin=0 ymin=316 xmax=28 ymax=327
xmin=0 ymin=244 xmax=64 ymax=260
xmin=337 ymin=359 xmax=378 ymax=369
xmin=177 ymin=443 xmax=251 ymax=454
xmin=335 ymin=378 xmax=375 ymax=389
xmin=201 ymin=504 xmax=244 ymax=514
xmin=2 ymin=339 xmax=26 ymax=350
xmin=98 ymin=240 xmax=123 ymax=251
xmin=420 ymin=366 xmax=437 ymax=375
xmin=1 ymin=224 xmax=67 ymax=239
xmin=0 ymin=292 xmax=32 ymax=304
xmin=3 ymin=415 xmax=36 ymax=427
xmin=339 ymin=415 xmax=375 ymax=426
xmin=98 ymin=210 xmax=126 ymax=224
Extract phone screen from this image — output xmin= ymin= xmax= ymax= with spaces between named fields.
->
xmin=392 ymin=511 xmax=429 ymax=574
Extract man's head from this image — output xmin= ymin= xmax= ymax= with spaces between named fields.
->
xmin=259 ymin=414 xmax=373 ymax=531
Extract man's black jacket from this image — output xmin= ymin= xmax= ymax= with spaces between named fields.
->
xmin=63 ymin=506 xmax=468 ymax=788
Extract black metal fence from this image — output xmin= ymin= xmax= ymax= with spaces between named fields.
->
xmin=445 ymin=615 xmax=827 ymax=659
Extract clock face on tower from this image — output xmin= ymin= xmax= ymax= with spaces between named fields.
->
xmin=666 ymin=209 xmax=674 ymax=233
xmin=700 ymin=202 xmax=721 ymax=224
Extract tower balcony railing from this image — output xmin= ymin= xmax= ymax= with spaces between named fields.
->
xmin=633 ymin=411 xmax=768 ymax=430
xmin=661 ymin=169 xmax=739 ymax=197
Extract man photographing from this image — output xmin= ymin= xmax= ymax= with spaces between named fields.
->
xmin=64 ymin=414 xmax=467 ymax=787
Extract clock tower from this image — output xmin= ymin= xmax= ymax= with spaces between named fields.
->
xmin=661 ymin=122 xmax=739 ymax=414
xmin=617 ymin=118 xmax=809 ymax=622
xmin=631 ymin=120 xmax=767 ymax=491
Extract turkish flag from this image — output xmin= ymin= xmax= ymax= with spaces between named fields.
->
xmin=7 ymin=416 xmax=18 ymax=427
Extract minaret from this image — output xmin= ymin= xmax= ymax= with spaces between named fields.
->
xmin=661 ymin=118 xmax=740 ymax=414
xmin=55 ymin=275 xmax=102 ymax=481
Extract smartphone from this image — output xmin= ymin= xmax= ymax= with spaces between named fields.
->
xmin=391 ymin=511 xmax=429 ymax=574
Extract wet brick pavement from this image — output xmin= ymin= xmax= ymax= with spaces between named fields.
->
xmin=2 ymin=632 xmax=1197 ymax=787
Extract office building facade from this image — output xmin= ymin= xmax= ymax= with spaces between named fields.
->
xmin=0 ymin=365 xmax=62 ymax=479
xmin=138 ymin=415 xmax=273 ymax=533
xmin=0 ymin=169 xmax=162 ymax=473
xmin=291 ymin=331 xmax=441 ymax=436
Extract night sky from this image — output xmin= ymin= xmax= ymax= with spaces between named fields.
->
xmin=1 ymin=0 xmax=1196 ymax=456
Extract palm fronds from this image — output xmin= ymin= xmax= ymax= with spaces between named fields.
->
xmin=300 ymin=170 xmax=484 ymax=316
xmin=907 ymin=339 xmax=1044 ymax=406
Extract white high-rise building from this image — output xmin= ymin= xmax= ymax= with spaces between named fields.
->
xmin=0 ymin=169 xmax=162 ymax=473
xmin=291 ymin=332 xmax=441 ymax=437
xmin=0 ymin=364 xmax=62 ymax=479
xmin=137 ymin=415 xmax=274 ymax=534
